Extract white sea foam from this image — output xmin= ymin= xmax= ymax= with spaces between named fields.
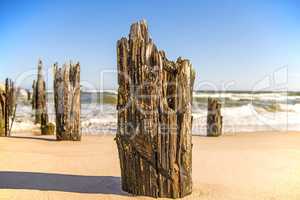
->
xmin=11 ymin=92 xmax=300 ymax=135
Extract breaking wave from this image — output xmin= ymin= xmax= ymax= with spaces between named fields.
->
xmin=12 ymin=91 xmax=300 ymax=135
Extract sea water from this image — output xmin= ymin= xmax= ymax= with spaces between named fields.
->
xmin=12 ymin=91 xmax=300 ymax=135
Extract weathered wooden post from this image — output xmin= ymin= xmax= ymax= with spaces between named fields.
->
xmin=32 ymin=80 xmax=36 ymax=110
xmin=33 ymin=60 xmax=48 ymax=125
xmin=40 ymin=112 xmax=54 ymax=135
xmin=4 ymin=78 xmax=16 ymax=136
xmin=115 ymin=20 xmax=195 ymax=198
xmin=207 ymin=98 xmax=222 ymax=137
xmin=5 ymin=79 xmax=10 ymax=136
xmin=32 ymin=60 xmax=52 ymax=135
xmin=26 ymin=89 xmax=31 ymax=102
xmin=53 ymin=62 xmax=81 ymax=141
xmin=0 ymin=86 xmax=5 ymax=136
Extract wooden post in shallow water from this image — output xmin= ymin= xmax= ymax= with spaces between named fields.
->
xmin=115 ymin=20 xmax=195 ymax=198
xmin=4 ymin=78 xmax=16 ymax=136
xmin=207 ymin=98 xmax=222 ymax=137
xmin=53 ymin=62 xmax=81 ymax=141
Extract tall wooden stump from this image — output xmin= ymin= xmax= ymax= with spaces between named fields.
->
xmin=4 ymin=78 xmax=16 ymax=136
xmin=33 ymin=60 xmax=48 ymax=125
xmin=53 ymin=62 xmax=81 ymax=141
xmin=32 ymin=60 xmax=49 ymax=135
xmin=207 ymin=98 xmax=222 ymax=137
xmin=115 ymin=20 xmax=195 ymax=198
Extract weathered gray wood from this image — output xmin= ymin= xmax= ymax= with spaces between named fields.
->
xmin=207 ymin=98 xmax=222 ymax=137
xmin=41 ymin=112 xmax=55 ymax=135
xmin=32 ymin=60 xmax=50 ymax=135
xmin=0 ymin=88 xmax=5 ymax=136
xmin=32 ymin=80 xmax=36 ymax=110
xmin=115 ymin=20 xmax=195 ymax=198
xmin=4 ymin=78 xmax=16 ymax=136
xmin=53 ymin=62 xmax=81 ymax=141
xmin=26 ymin=89 xmax=31 ymax=102
xmin=33 ymin=60 xmax=48 ymax=125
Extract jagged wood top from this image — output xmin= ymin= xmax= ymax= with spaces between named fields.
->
xmin=118 ymin=20 xmax=194 ymax=75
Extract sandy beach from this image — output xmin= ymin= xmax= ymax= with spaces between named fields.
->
xmin=1 ymin=0 xmax=299 ymax=199
xmin=0 ymin=132 xmax=299 ymax=200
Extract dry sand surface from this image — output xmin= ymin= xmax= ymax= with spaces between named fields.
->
xmin=0 ymin=132 xmax=300 ymax=200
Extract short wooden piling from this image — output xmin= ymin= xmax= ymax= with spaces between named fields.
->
xmin=0 ymin=88 xmax=5 ymax=136
xmin=53 ymin=62 xmax=81 ymax=141
xmin=207 ymin=98 xmax=223 ymax=137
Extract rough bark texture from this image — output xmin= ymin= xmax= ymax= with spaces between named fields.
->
xmin=4 ymin=78 xmax=16 ymax=136
xmin=40 ymin=112 xmax=49 ymax=134
xmin=42 ymin=122 xmax=55 ymax=135
xmin=26 ymin=89 xmax=31 ymax=102
xmin=115 ymin=20 xmax=195 ymax=198
xmin=0 ymin=89 xmax=5 ymax=136
xmin=32 ymin=80 xmax=36 ymax=110
xmin=53 ymin=62 xmax=81 ymax=141
xmin=33 ymin=60 xmax=48 ymax=126
xmin=207 ymin=98 xmax=222 ymax=137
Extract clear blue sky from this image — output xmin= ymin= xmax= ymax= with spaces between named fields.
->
xmin=0 ymin=0 xmax=299 ymax=91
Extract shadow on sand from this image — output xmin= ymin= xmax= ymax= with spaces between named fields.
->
xmin=7 ymin=136 xmax=57 ymax=142
xmin=0 ymin=171 xmax=128 ymax=195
